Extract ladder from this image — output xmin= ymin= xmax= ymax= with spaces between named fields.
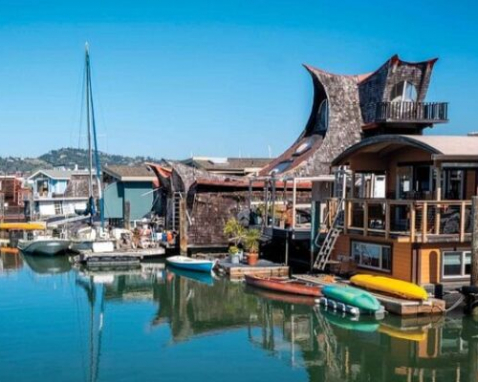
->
xmin=313 ymin=198 xmax=344 ymax=271
xmin=171 ymin=192 xmax=181 ymax=231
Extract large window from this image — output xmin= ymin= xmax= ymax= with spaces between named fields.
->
xmin=442 ymin=250 xmax=471 ymax=278
xmin=316 ymin=99 xmax=329 ymax=131
xmin=351 ymin=241 xmax=392 ymax=272
xmin=390 ymin=81 xmax=417 ymax=102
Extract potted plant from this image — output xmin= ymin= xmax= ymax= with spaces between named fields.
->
xmin=244 ymin=228 xmax=260 ymax=266
xmin=224 ymin=218 xmax=246 ymax=263
xmin=228 ymin=245 xmax=241 ymax=264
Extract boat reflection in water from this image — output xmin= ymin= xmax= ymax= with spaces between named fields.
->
xmin=8 ymin=256 xmax=478 ymax=382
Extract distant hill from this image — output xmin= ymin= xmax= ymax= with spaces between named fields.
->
xmin=0 ymin=148 xmax=161 ymax=174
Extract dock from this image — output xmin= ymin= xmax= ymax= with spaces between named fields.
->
xmin=293 ymin=274 xmax=446 ymax=316
xmin=73 ymin=247 xmax=166 ymax=266
xmin=217 ymin=259 xmax=289 ymax=280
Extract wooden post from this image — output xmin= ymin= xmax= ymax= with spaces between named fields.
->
xmin=363 ymin=201 xmax=368 ymax=236
xmin=292 ymin=178 xmax=297 ymax=229
xmin=422 ymin=202 xmax=428 ymax=243
xmin=179 ymin=197 xmax=188 ymax=256
xmin=123 ymin=200 xmax=131 ymax=230
xmin=435 ymin=167 xmax=442 ymax=235
xmin=471 ymin=196 xmax=478 ymax=286
xmin=343 ymin=200 xmax=349 ymax=234
xmin=385 ymin=201 xmax=390 ymax=239
xmin=460 ymin=201 xmax=466 ymax=243
xmin=410 ymin=202 xmax=416 ymax=243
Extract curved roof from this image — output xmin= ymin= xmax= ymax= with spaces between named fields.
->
xmin=332 ymin=135 xmax=478 ymax=166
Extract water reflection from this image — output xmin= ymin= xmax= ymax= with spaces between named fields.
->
xmin=0 ymin=247 xmax=22 ymax=274
xmin=6 ymin=256 xmax=478 ymax=382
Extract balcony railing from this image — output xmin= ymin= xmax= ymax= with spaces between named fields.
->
xmin=373 ymin=102 xmax=448 ymax=123
xmin=327 ymin=198 xmax=472 ymax=243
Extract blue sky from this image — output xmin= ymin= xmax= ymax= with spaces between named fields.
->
xmin=1 ymin=0 xmax=477 ymax=159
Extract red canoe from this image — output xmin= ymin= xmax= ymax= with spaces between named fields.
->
xmin=244 ymin=275 xmax=322 ymax=297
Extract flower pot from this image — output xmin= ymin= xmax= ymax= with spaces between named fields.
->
xmin=230 ymin=254 xmax=240 ymax=264
xmin=247 ymin=252 xmax=259 ymax=266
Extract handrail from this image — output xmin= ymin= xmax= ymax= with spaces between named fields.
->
xmin=372 ymin=101 xmax=448 ymax=122
xmin=327 ymin=198 xmax=472 ymax=243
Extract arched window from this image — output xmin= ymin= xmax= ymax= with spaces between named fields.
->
xmin=390 ymin=81 xmax=417 ymax=102
xmin=317 ymin=99 xmax=329 ymax=131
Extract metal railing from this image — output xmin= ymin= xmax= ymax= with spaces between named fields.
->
xmin=373 ymin=101 xmax=448 ymax=123
xmin=327 ymin=198 xmax=472 ymax=243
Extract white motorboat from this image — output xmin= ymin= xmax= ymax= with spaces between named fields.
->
xmin=18 ymin=237 xmax=71 ymax=256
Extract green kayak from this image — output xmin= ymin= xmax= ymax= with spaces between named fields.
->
xmin=322 ymin=284 xmax=381 ymax=312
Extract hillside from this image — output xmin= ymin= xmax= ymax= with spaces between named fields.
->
xmin=0 ymin=148 xmax=161 ymax=174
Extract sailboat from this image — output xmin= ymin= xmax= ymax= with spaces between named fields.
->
xmin=70 ymin=43 xmax=114 ymax=254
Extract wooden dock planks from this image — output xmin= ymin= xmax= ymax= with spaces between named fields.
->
xmin=293 ymin=274 xmax=446 ymax=316
xmin=217 ymin=259 xmax=289 ymax=280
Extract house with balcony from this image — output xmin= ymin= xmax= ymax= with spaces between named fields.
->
xmin=27 ymin=169 xmax=91 ymax=219
xmin=323 ymin=134 xmax=478 ymax=285
xmin=254 ymin=54 xmax=449 ymax=268
xmin=301 ymin=54 xmax=478 ymax=286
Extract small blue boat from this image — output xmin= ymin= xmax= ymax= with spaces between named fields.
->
xmin=166 ymin=255 xmax=216 ymax=273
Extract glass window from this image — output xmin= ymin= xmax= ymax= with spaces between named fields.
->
xmin=390 ymin=81 xmax=417 ymax=102
xmin=443 ymin=251 xmax=471 ymax=278
xmin=351 ymin=241 xmax=392 ymax=272
xmin=317 ymin=99 xmax=329 ymax=131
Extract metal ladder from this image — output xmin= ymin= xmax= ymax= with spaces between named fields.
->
xmin=313 ymin=198 xmax=344 ymax=271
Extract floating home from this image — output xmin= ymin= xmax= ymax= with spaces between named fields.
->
xmin=147 ymin=160 xmax=311 ymax=253
xmin=251 ymin=55 xmax=450 ymax=268
xmin=325 ymin=134 xmax=478 ymax=285
xmin=26 ymin=169 xmax=93 ymax=220
xmin=102 ymin=165 xmax=159 ymax=227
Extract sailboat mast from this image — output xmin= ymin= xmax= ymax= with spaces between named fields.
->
xmin=84 ymin=42 xmax=105 ymax=228
xmin=85 ymin=43 xmax=95 ymax=223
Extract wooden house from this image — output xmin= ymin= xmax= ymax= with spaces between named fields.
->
xmin=102 ymin=165 xmax=158 ymax=226
xmin=326 ymin=134 xmax=478 ymax=285
xmin=255 ymin=55 xmax=448 ymax=268
xmin=182 ymin=157 xmax=273 ymax=177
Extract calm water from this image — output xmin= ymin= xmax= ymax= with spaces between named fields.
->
xmin=1 ymin=251 xmax=478 ymax=382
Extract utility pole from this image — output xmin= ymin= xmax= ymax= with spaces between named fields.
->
xmin=471 ymin=196 xmax=478 ymax=286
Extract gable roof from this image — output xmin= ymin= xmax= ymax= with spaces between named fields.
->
xmin=103 ymin=165 xmax=156 ymax=182
xmin=332 ymin=134 xmax=478 ymax=166
xmin=28 ymin=169 xmax=90 ymax=180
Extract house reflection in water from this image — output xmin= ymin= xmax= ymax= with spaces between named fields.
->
xmin=71 ymin=266 xmax=478 ymax=381
xmin=0 ymin=248 xmax=22 ymax=274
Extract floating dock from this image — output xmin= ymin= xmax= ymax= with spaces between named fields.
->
xmin=293 ymin=274 xmax=446 ymax=316
xmin=217 ymin=259 xmax=289 ymax=280
xmin=73 ymin=247 xmax=166 ymax=266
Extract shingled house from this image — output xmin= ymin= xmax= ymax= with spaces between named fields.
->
xmin=255 ymin=55 xmax=448 ymax=267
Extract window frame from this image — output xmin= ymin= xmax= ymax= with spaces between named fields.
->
xmin=442 ymin=249 xmax=471 ymax=280
xmin=350 ymin=240 xmax=392 ymax=273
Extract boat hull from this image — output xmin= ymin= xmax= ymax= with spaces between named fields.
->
xmin=322 ymin=284 xmax=381 ymax=312
xmin=166 ymin=256 xmax=215 ymax=273
xmin=18 ymin=239 xmax=71 ymax=256
xmin=245 ymin=275 xmax=322 ymax=297
xmin=350 ymin=274 xmax=428 ymax=301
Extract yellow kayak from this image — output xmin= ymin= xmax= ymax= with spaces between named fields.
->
xmin=350 ymin=274 xmax=428 ymax=301
xmin=0 ymin=222 xmax=46 ymax=231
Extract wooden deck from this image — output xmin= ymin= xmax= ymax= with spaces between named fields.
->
xmin=217 ymin=259 xmax=289 ymax=280
xmin=293 ymin=274 xmax=446 ymax=316
xmin=73 ymin=247 xmax=166 ymax=266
